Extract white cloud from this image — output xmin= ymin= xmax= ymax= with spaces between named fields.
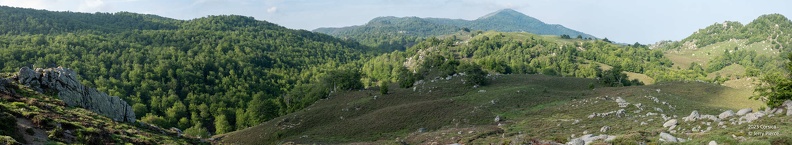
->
xmin=77 ymin=0 xmax=107 ymax=12
xmin=0 ymin=0 xmax=53 ymax=10
xmin=266 ymin=6 xmax=277 ymax=13
xmin=0 ymin=0 xmax=109 ymax=12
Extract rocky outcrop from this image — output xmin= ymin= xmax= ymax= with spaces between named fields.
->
xmin=14 ymin=67 xmax=135 ymax=122
xmin=782 ymin=100 xmax=792 ymax=116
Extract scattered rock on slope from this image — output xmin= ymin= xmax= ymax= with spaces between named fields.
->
xmin=736 ymin=108 xmax=752 ymax=116
xmin=14 ymin=67 xmax=135 ymax=122
xmin=566 ymin=138 xmax=584 ymax=145
xmin=663 ymin=119 xmax=678 ymax=128
xmin=719 ymin=110 xmax=734 ymax=119
xmin=600 ymin=126 xmax=610 ymax=133
xmin=659 ymin=132 xmax=680 ymax=142
xmin=684 ymin=110 xmax=699 ymax=122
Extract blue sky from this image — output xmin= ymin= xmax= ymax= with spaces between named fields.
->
xmin=1 ymin=0 xmax=790 ymax=44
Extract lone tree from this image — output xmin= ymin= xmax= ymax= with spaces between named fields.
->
xmin=598 ymin=66 xmax=642 ymax=87
xmin=752 ymin=54 xmax=792 ymax=107
xmin=457 ymin=62 xmax=488 ymax=86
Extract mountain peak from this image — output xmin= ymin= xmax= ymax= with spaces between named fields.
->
xmin=479 ymin=9 xmax=526 ymax=19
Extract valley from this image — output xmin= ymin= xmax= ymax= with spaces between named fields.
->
xmin=0 ymin=3 xmax=790 ymax=145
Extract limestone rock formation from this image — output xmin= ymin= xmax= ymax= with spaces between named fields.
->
xmin=683 ymin=110 xmax=699 ymax=122
xmin=659 ymin=132 xmax=678 ymax=142
xmin=719 ymin=110 xmax=734 ymax=119
xmin=14 ymin=67 xmax=135 ymax=122
xmin=566 ymin=138 xmax=584 ymax=145
xmin=736 ymin=108 xmax=752 ymax=116
xmin=663 ymin=119 xmax=678 ymax=128
xmin=600 ymin=126 xmax=610 ymax=133
xmin=783 ymin=100 xmax=792 ymax=116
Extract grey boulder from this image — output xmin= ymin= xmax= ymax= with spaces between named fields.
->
xmin=736 ymin=108 xmax=753 ymax=116
xmin=659 ymin=132 xmax=678 ymax=142
xmin=15 ymin=67 xmax=135 ymax=122
xmin=663 ymin=119 xmax=678 ymax=128
xmin=719 ymin=110 xmax=734 ymax=119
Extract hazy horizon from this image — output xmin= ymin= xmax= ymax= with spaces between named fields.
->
xmin=1 ymin=0 xmax=790 ymax=44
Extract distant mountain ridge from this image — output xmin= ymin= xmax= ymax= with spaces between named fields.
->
xmin=314 ymin=9 xmax=596 ymax=39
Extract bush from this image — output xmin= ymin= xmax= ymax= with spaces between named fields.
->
xmin=457 ymin=63 xmax=488 ymax=86
xmin=0 ymin=136 xmax=19 ymax=145
xmin=321 ymin=69 xmax=363 ymax=91
xmin=379 ymin=82 xmax=389 ymax=95
xmin=753 ymin=55 xmax=792 ymax=107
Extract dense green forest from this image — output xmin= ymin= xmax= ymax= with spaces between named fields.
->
xmin=0 ymin=6 xmax=369 ymax=136
xmin=313 ymin=16 xmax=459 ymax=53
xmin=355 ymin=32 xmax=660 ymax=89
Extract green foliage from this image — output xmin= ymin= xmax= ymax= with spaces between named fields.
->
xmin=0 ymin=106 xmax=24 ymax=144
xmin=457 ymin=63 xmax=488 ymax=86
xmin=0 ymin=6 xmax=369 ymax=134
xmin=132 ymin=103 xmax=147 ymax=118
xmin=315 ymin=9 xmax=596 ymax=53
xmin=598 ymin=66 xmax=642 ymax=87
xmin=140 ymin=113 xmax=167 ymax=128
xmin=379 ymin=82 xmax=389 ymax=95
xmin=0 ymin=135 xmax=19 ymax=145
xmin=184 ymin=123 xmax=210 ymax=139
xmin=396 ymin=67 xmax=417 ymax=88
xmin=681 ymin=14 xmax=792 ymax=49
xmin=602 ymin=38 xmax=612 ymax=43
xmin=322 ymin=69 xmax=364 ymax=91
xmin=214 ymin=114 xmax=232 ymax=134
xmin=753 ymin=54 xmax=792 ymax=107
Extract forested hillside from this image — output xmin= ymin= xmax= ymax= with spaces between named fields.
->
xmin=0 ymin=6 xmax=369 ymax=136
xmin=313 ymin=16 xmax=460 ymax=53
xmin=314 ymin=9 xmax=595 ymax=53
xmin=657 ymin=14 xmax=791 ymax=85
xmin=355 ymin=31 xmax=717 ymax=90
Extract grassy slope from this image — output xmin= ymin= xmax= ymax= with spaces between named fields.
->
xmin=217 ymin=74 xmax=784 ymax=144
xmin=664 ymin=39 xmax=777 ymax=69
xmin=0 ymin=79 xmax=202 ymax=144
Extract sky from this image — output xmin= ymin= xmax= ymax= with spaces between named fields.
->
xmin=1 ymin=0 xmax=790 ymax=44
